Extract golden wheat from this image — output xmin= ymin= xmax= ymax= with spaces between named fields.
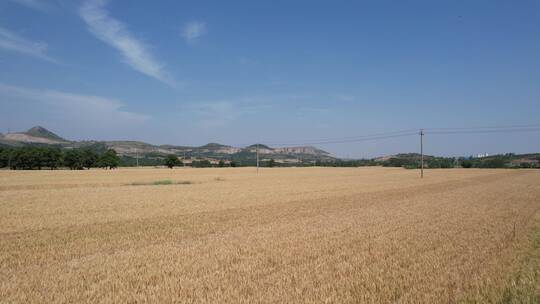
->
xmin=0 ymin=167 xmax=539 ymax=303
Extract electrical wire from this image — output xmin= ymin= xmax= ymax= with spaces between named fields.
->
xmin=424 ymin=123 xmax=540 ymax=131
xmin=425 ymin=127 xmax=540 ymax=135
xmin=262 ymin=128 xmax=419 ymax=145
xmin=232 ymin=123 xmax=540 ymax=147
xmin=269 ymin=132 xmax=419 ymax=146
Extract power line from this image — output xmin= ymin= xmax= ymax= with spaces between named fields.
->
xmin=425 ymin=127 xmax=540 ymax=135
xmin=262 ymin=128 xmax=420 ymax=145
xmin=255 ymin=124 xmax=540 ymax=147
xmin=230 ymin=123 xmax=540 ymax=149
xmin=424 ymin=123 xmax=540 ymax=131
xmin=270 ymin=132 xmax=419 ymax=146
xmin=212 ymin=123 xmax=540 ymax=177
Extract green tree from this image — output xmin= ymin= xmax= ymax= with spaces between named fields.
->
xmin=42 ymin=147 xmax=63 ymax=169
xmin=230 ymin=161 xmax=237 ymax=167
xmin=98 ymin=149 xmax=120 ymax=169
xmin=81 ymin=149 xmax=99 ymax=169
xmin=268 ymin=159 xmax=276 ymax=167
xmin=164 ymin=154 xmax=180 ymax=168
xmin=10 ymin=147 xmax=39 ymax=170
xmin=218 ymin=160 xmax=225 ymax=167
xmin=0 ymin=147 xmax=10 ymax=168
xmin=64 ymin=149 xmax=84 ymax=170
xmin=8 ymin=148 xmax=24 ymax=169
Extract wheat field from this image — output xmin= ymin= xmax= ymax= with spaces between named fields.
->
xmin=0 ymin=167 xmax=539 ymax=303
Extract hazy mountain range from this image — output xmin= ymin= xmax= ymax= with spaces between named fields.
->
xmin=0 ymin=126 xmax=335 ymax=163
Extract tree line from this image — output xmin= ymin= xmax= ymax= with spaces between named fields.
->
xmin=0 ymin=146 xmax=120 ymax=170
xmin=379 ymin=154 xmax=540 ymax=169
xmin=3 ymin=146 xmax=537 ymax=170
xmin=163 ymin=154 xmax=239 ymax=168
xmin=380 ymin=157 xmax=455 ymax=169
xmin=460 ymin=154 xmax=540 ymax=169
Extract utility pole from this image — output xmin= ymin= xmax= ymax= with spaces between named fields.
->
xmin=256 ymin=143 xmax=259 ymax=174
xmin=420 ymin=129 xmax=424 ymax=178
xmin=183 ymin=150 xmax=186 ymax=168
xmin=135 ymin=148 xmax=139 ymax=168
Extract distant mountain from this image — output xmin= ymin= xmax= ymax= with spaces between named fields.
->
xmin=0 ymin=126 xmax=335 ymax=164
xmin=25 ymin=126 xmax=66 ymax=141
xmin=0 ymin=126 xmax=67 ymax=145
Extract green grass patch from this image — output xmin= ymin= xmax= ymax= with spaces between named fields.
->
xmin=129 ymin=180 xmax=193 ymax=186
xmin=153 ymin=180 xmax=173 ymax=185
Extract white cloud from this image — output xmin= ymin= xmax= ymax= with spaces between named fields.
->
xmin=181 ymin=21 xmax=206 ymax=45
xmin=7 ymin=0 xmax=49 ymax=11
xmin=79 ymin=0 xmax=174 ymax=86
xmin=0 ymin=26 xmax=56 ymax=62
xmin=0 ymin=83 xmax=149 ymax=127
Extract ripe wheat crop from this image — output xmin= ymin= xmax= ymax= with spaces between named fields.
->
xmin=1 ymin=167 xmax=539 ymax=303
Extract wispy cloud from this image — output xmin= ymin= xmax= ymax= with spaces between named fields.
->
xmin=181 ymin=21 xmax=206 ymax=45
xmin=334 ymin=94 xmax=356 ymax=102
xmin=7 ymin=0 xmax=49 ymax=11
xmin=0 ymin=26 xmax=56 ymax=62
xmin=186 ymin=98 xmax=268 ymax=128
xmin=191 ymin=101 xmax=248 ymax=128
xmin=79 ymin=0 xmax=174 ymax=86
xmin=0 ymin=83 xmax=149 ymax=126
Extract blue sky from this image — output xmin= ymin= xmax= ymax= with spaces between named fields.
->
xmin=1 ymin=0 xmax=539 ymax=158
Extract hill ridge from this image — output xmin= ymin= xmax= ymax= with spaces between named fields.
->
xmin=0 ymin=126 xmax=335 ymax=162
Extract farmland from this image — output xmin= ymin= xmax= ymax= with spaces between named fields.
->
xmin=0 ymin=167 xmax=539 ymax=303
